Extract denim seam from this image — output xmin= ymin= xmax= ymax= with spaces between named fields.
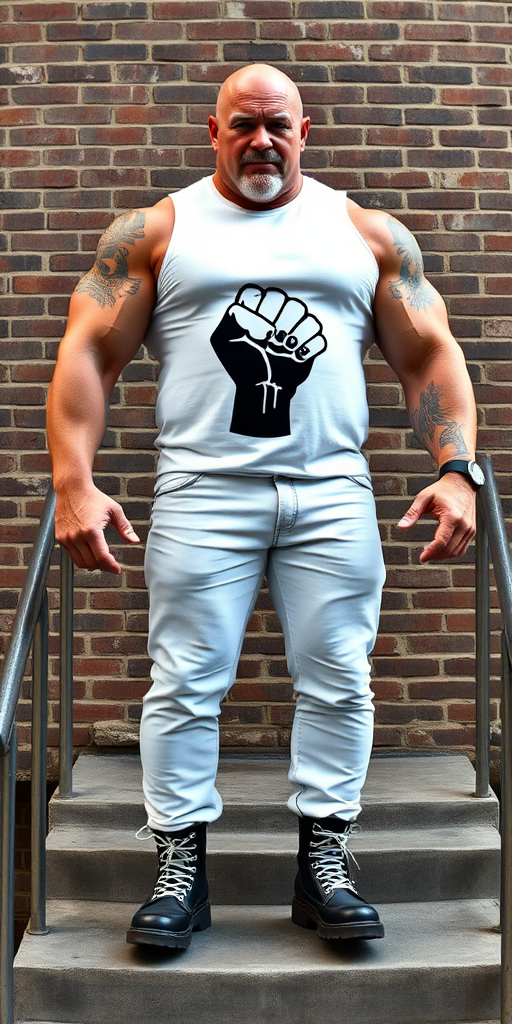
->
xmin=270 ymin=559 xmax=303 ymax=785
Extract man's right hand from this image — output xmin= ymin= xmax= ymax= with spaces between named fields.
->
xmin=55 ymin=485 xmax=140 ymax=574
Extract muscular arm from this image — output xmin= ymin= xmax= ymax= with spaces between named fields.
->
xmin=47 ymin=200 xmax=173 ymax=572
xmin=349 ymin=203 xmax=478 ymax=562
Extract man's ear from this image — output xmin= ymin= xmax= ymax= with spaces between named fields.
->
xmin=300 ymin=117 xmax=311 ymax=153
xmin=208 ymin=115 xmax=219 ymax=151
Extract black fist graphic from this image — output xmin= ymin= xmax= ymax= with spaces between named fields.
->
xmin=210 ymin=285 xmax=327 ymax=437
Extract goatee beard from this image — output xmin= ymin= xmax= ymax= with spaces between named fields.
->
xmin=237 ymin=171 xmax=284 ymax=203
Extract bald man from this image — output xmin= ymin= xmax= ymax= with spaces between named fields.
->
xmin=48 ymin=64 xmax=479 ymax=949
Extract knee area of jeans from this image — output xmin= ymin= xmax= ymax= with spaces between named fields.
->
xmin=295 ymin=692 xmax=375 ymax=715
xmin=142 ymin=686 xmax=223 ymax=718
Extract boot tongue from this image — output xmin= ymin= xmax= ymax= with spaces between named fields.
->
xmin=315 ymin=815 xmax=352 ymax=835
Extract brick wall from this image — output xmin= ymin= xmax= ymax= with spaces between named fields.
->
xmin=1 ymin=1 xmax=511 ymax=774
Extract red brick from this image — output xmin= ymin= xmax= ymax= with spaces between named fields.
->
xmin=10 ymin=170 xmax=78 ymax=189
xmin=438 ymin=44 xmax=507 ymax=63
xmin=0 ymin=150 xmax=40 ymax=168
xmin=367 ymin=1 xmax=433 ymax=15
xmin=13 ymin=3 xmax=78 ymax=19
xmin=295 ymin=42 xmax=364 ymax=60
xmin=11 ymin=127 xmax=77 ymax=146
xmin=369 ymin=43 xmax=433 ymax=61
xmin=152 ymin=42 xmax=219 ymax=61
xmin=187 ymin=21 xmax=255 ymax=39
xmin=476 ymin=25 xmax=512 ymax=43
xmin=438 ymin=3 xmax=504 ymax=21
xmin=11 ymin=85 xmax=79 ymax=105
xmin=116 ymin=22 xmax=182 ymax=39
xmin=13 ymin=276 xmax=77 ymax=295
xmin=154 ymin=1 xmax=220 ymax=15
xmin=331 ymin=21 xmax=399 ymax=40
xmin=404 ymin=22 xmax=471 ymax=41
xmin=478 ymin=67 xmax=512 ymax=87
xmin=442 ymin=88 xmax=507 ymax=106
xmin=367 ymin=127 xmax=434 ymax=146
xmin=0 ymin=24 xmax=42 ymax=42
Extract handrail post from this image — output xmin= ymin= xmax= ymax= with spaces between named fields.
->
xmin=0 ymin=726 xmax=17 ymax=1024
xmin=501 ymin=631 xmax=512 ymax=1024
xmin=475 ymin=496 xmax=491 ymax=797
xmin=28 ymin=593 xmax=50 ymax=936
xmin=59 ymin=547 xmax=74 ymax=799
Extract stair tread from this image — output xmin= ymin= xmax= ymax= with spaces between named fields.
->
xmin=46 ymin=822 xmax=500 ymax=853
xmin=15 ymin=898 xmax=500 ymax=974
xmin=53 ymin=753 xmax=490 ymax=806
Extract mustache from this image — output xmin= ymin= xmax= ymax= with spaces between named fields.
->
xmin=240 ymin=150 xmax=282 ymax=166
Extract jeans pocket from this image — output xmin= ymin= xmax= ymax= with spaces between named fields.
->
xmin=345 ymin=474 xmax=374 ymax=492
xmin=156 ymin=473 xmax=205 ymax=496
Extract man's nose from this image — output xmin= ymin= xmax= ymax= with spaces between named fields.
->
xmin=250 ymin=125 xmax=273 ymax=150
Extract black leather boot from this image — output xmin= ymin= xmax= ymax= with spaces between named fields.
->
xmin=126 ymin=822 xmax=211 ymax=948
xmin=292 ymin=815 xmax=384 ymax=940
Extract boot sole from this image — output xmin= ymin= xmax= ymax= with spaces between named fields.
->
xmin=292 ymin=897 xmax=384 ymax=941
xmin=126 ymin=902 xmax=211 ymax=948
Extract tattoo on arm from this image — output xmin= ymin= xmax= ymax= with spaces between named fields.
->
xmin=411 ymin=381 xmax=469 ymax=459
xmin=387 ymin=218 xmax=434 ymax=313
xmin=75 ymin=210 xmax=145 ymax=308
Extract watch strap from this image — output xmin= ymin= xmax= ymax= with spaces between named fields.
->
xmin=438 ymin=459 xmax=472 ymax=479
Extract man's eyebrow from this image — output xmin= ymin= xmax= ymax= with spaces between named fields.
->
xmin=228 ymin=111 xmax=293 ymax=125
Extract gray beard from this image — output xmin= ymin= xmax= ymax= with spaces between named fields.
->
xmin=237 ymin=171 xmax=284 ymax=203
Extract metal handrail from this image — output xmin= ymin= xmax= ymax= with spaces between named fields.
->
xmin=0 ymin=481 xmax=74 ymax=1024
xmin=474 ymin=453 xmax=512 ymax=1024
xmin=0 ymin=485 xmax=56 ymax=755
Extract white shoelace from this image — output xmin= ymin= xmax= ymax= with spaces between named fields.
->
xmin=309 ymin=822 xmax=361 ymax=896
xmin=135 ymin=825 xmax=197 ymax=903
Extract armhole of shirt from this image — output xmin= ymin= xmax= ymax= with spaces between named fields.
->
xmin=341 ymin=192 xmax=380 ymax=286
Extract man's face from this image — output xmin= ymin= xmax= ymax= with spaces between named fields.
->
xmin=208 ymin=74 xmax=310 ymax=210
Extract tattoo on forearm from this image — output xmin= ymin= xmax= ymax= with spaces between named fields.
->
xmin=75 ymin=210 xmax=145 ymax=308
xmin=387 ymin=218 xmax=434 ymax=313
xmin=411 ymin=381 xmax=469 ymax=459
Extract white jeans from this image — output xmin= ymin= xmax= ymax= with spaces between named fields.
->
xmin=140 ymin=473 xmax=386 ymax=830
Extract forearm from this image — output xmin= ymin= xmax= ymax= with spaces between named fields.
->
xmin=400 ymin=343 xmax=477 ymax=467
xmin=47 ymin=340 xmax=112 ymax=492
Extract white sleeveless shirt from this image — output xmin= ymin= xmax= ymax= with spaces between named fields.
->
xmin=143 ymin=175 xmax=379 ymax=491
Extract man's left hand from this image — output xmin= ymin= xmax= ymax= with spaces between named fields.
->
xmin=397 ymin=473 xmax=476 ymax=563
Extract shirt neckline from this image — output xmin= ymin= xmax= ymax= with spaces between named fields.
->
xmin=206 ymin=174 xmax=308 ymax=216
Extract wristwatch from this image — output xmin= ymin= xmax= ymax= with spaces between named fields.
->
xmin=438 ymin=459 xmax=485 ymax=489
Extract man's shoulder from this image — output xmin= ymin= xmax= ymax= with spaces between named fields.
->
xmin=347 ymin=200 xmax=409 ymax=267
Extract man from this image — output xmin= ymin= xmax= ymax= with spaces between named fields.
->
xmin=47 ymin=64 xmax=480 ymax=949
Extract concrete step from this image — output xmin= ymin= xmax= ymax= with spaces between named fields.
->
xmin=46 ymin=823 xmax=500 ymax=905
xmin=49 ymin=753 xmax=499 ymax=833
xmin=14 ymin=898 xmax=501 ymax=1024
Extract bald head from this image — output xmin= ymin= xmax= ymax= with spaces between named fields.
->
xmin=208 ymin=63 xmax=310 ymax=210
xmin=216 ymin=64 xmax=303 ymax=122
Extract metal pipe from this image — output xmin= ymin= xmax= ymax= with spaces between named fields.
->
xmin=28 ymin=594 xmax=50 ymax=936
xmin=478 ymin=455 xmax=512 ymax=662
xmin=501 ymin=633 xmax=512 ymax=1023
xmin=475 ymin=501 xmax=491 ymax=797
xmin=59 ymin=547 xmax=74 ymax=799
xmin=0 ymin=726 xmax=17 ymax=1024
xmin=0 ymin=486 xmax=55 ymax=755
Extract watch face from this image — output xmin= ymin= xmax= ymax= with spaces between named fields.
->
xmin=468 ymin=460 xmax=485 ymax=486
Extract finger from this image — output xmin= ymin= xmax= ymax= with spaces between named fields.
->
xmin=59 ymin=538 xmax=90 ymax=571
xmin=256 ymin=288 xmax=286 ymax=322
xmin=418 ymin=518 xmax=458 ymax=563
xmin=397 ymin=497 xmax=429 ymax=530
xmin=84 ymin=528 xmax=123 ymax=574
xmin=110 ymin=506 xmax=140 ymax=544
xmin=235 ymin=284 xmax=264 ymax=312
xmin=229 ymin=304 xmax=274 ymax=342
xmin=294 ymin=333 xmax=327 ymax=362
xmin=274 ymin=298 xmax=308 ymax=338
xmin=285 ymin=314 xmax=323 ymax=350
